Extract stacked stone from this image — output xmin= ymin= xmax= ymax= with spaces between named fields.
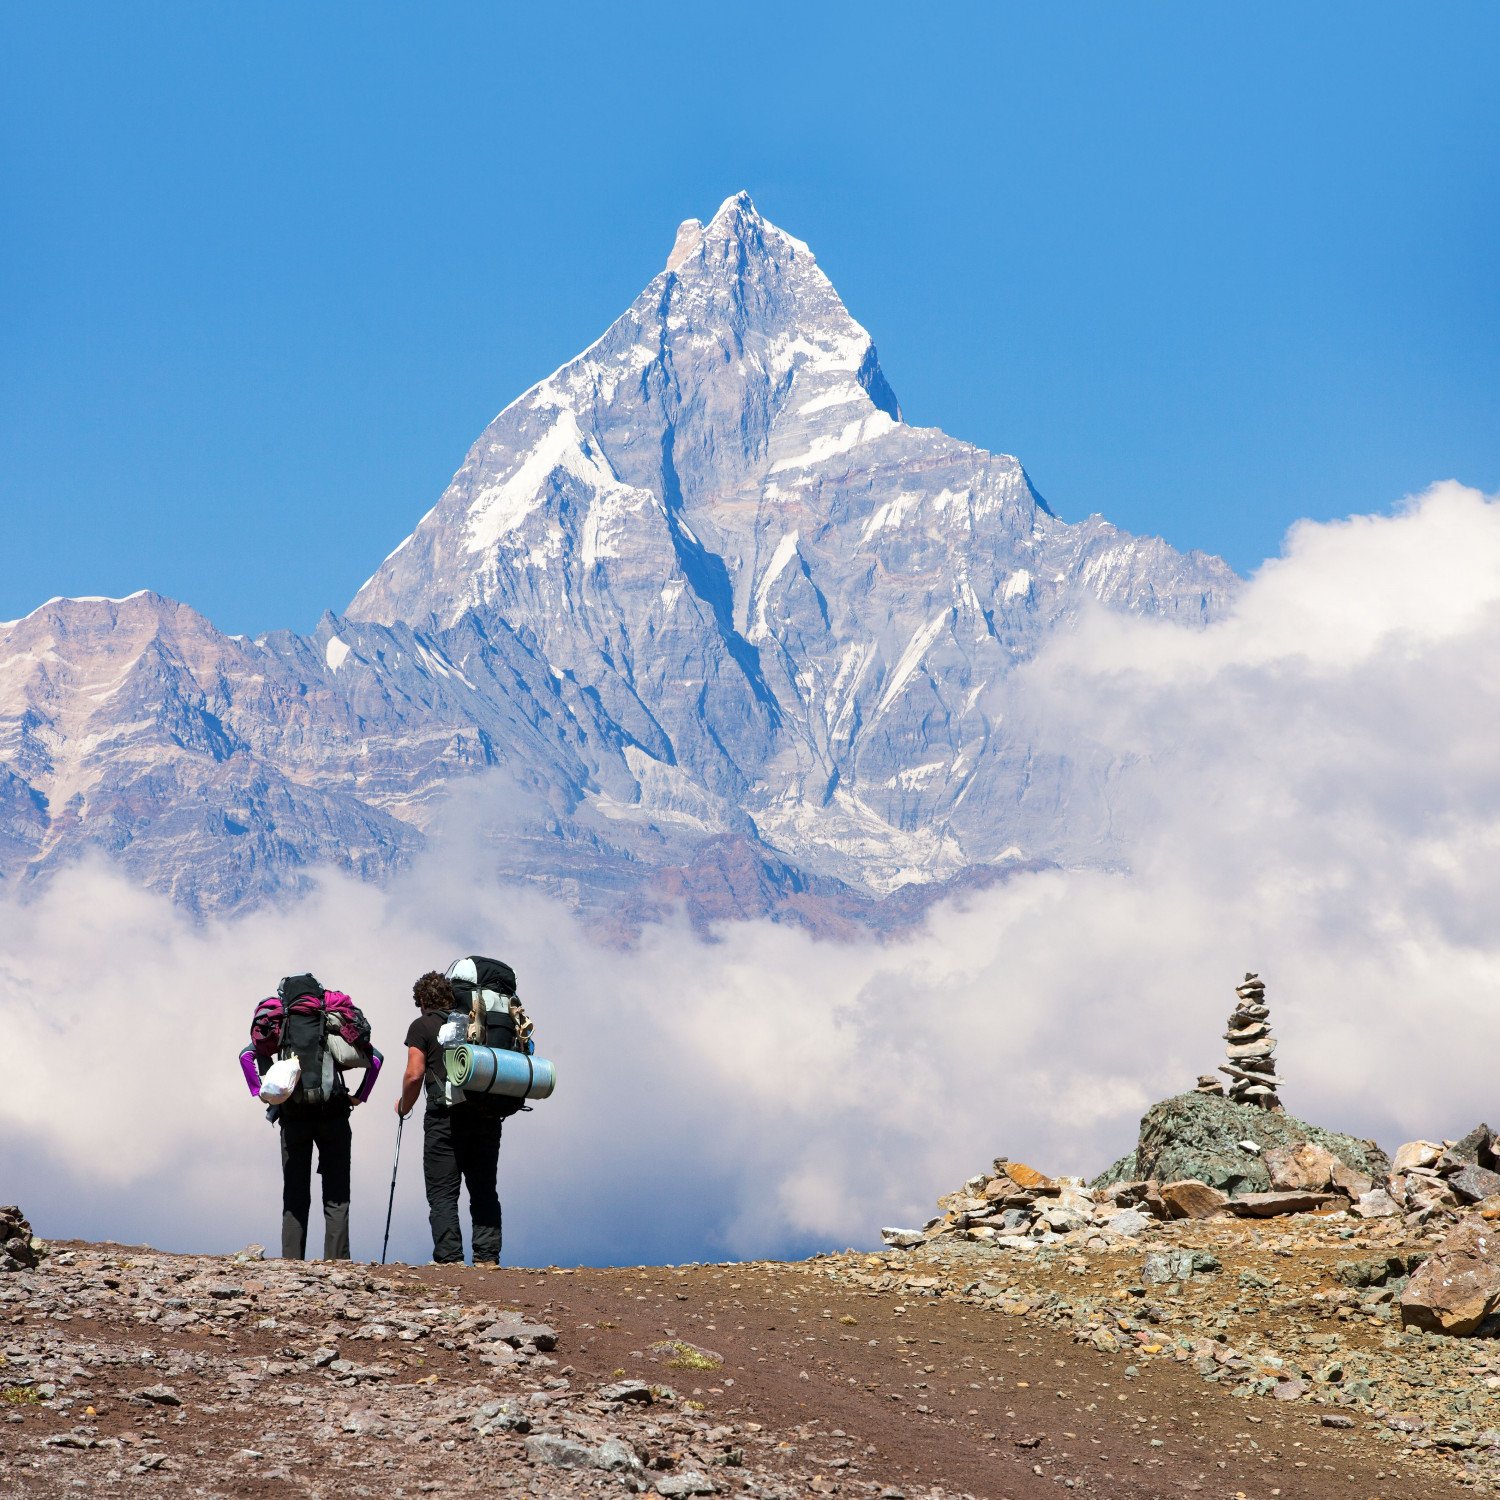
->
xmin=1193 ymin=1073 xmax=1225 ymax=1097
xmin=1218 ymin=972 xmax=1281 ymax=1109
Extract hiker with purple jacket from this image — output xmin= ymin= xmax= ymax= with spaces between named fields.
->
xmin=240 ymin=974 xmax=382 ymax=1260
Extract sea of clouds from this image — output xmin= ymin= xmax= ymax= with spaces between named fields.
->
xmin=2 ymin=481 xmax=1497 ymax=1268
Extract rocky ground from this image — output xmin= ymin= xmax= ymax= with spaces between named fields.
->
xmin=0 ymin=1223 xmax=1490 ymax=1499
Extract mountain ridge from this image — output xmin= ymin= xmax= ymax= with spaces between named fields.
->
xmin=0 ymin=194 xmax=1237 ymax=926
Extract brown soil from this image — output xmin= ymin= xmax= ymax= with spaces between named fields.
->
xmin=3 ymin=1238 xmax=1469 ymax=1499
xmin=467 ymin=1255 xmax=1465 ymax=1499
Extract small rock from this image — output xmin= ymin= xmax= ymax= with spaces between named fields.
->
xmin=655 ymin=1472 xmax=718 ymax=1497
xmin=1143 ymin=1249 xmax=1220 ymax=1283
xmin=131 ymin=1385 xmax=181 ymax=1406
xmin=595 ymin=1437 xmax=641 ymax=1472
xmin=1100 ymin=1208 xmax=1152 ymax=1238
xmin=525 ymin=1434 xmax=596 ymax=1468
xmin=879 ymin=1228 xmax=926 ymax=1250
xmin=598 ymin=1379 xmax=652 ymax=1404
xmin=1321 ymin=1413 xmax=1355 ymax=1429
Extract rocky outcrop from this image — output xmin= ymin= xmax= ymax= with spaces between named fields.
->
xmin=1386 ymin=1124 xmax=1500 ymax=1222
xmin=1097 ymin=1093 xmax=1391 ymax=1197
xmin=0 ymin=1205 xmax=42 ymax=1272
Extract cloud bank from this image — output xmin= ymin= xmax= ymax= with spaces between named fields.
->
xmin=3 ymin=482 xmax=1498 ymax=1267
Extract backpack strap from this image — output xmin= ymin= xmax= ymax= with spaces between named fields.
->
xmin=509 ymin=995 xmax=535 ymax=1052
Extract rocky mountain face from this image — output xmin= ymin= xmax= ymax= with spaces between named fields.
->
xmin=0 ymin=194 xmax=1237 ymax=926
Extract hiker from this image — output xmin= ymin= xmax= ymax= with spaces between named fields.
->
xmin=398 ymin=958 xmax=528 ymax=1266
xmin=243 ymin=974 xmax=381 ymax=1261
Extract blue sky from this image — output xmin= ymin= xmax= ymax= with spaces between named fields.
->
xmin=4 ymin=3 xmax=1497 ymax=635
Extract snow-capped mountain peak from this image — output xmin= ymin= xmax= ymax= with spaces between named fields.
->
xmin=0 ymin=196 xmax=1238 ymax=926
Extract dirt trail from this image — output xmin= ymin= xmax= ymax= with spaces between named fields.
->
xmin=0 ymin=1243 xmax=1473 ymax=1499
xmin=473 ymin=1257 xmax=1463 ymax=1499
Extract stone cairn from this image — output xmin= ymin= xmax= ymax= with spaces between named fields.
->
xmin=1215 ymin=971 xmax=1282 ymax=1109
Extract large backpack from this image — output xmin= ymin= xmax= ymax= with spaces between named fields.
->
xmin=250 ymin=975 xmax=372 ymax=1107
xmin=442 ymin=955 xmax=532 ymax=1116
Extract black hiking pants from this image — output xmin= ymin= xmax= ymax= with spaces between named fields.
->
xmin=279 ymin=1100 xmax=352 ymax=1260
xmin=422 ymin=1107 xmax=503 ymax=1264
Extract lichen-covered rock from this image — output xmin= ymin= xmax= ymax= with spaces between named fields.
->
xmin=1094 ymin=1093 xmax=1390 ymax=1196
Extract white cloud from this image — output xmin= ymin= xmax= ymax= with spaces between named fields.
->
xmin=3 ymin=482 xmax=1499 ymax=1266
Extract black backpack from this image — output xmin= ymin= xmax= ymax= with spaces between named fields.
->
xmin=444 ymin=955 xmax=530 ymax=1116
xmin=277 ymin=974 xmax=341 ymax=1107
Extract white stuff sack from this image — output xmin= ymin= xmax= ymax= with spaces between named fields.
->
xmin=326 ymin=1034 xmax=365 ymax=1071
xmin=258 ymin=1055 xmax=302 ymax=1105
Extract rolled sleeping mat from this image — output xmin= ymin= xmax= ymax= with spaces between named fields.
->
xmin=445 ymin=1044 xmax=556 ymax=1101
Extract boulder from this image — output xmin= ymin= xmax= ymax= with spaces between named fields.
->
xmin=1035 ymin=1205 xmax=1088 ymax=1235
xmin=1227 ymin=1191 xmax=1341 ymax=1217
xmin=1160 ymin=1179 xmax=1229 ymax=1220
xmin=1392 ymin=1140 xmax=1445 ymax=1174
xmin=1100 ymin=1208 xmax=1152 ymax=1237
xmin=1329 ymin=1158 xmax=1375 ymax=1198
xmin=1353 ymin=1188 xmax=1400 ymax=1218
xmin=1442 ymin=1123 xmax=1499 ymax=1173
xmin=1265 ymin=1141 xmax=1340 ymax=1193
xmin=1094 ymin=1093 xmax=1390 ymax=1197
xmin=1403 ymin=1173 xmax=1460 ymax=1215
xmin=1400 ymin=1221 xmax=1500 ymax=1335
xmin=1447 ymin=1163 xmax=1500 ymax=1205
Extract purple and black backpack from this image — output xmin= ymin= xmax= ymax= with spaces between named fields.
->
xmin=247 ymin=974 xmax=372 ymax=1106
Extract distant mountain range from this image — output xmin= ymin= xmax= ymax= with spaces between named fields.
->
xmin=0 ymin=194 xmax=1236 ymax=930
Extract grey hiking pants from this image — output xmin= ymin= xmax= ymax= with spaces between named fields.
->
xmin=279 ymin=1101 xmax=352 ymax=1260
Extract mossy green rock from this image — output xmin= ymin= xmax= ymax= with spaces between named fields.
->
xmin=1092 ymin=1093 xmax=1391 ymax=1196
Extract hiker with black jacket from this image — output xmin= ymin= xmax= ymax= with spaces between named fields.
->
xmin=243 ymin=974 xmax=381 ymax=1261
xmin=398 ymin=960 xmax=524 ymax=1266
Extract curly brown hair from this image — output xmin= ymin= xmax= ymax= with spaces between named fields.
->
xmin=412 ymin=970 xmax=453 ymax=1014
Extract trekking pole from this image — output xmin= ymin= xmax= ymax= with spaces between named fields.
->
xmin=381 ymin=1114 xmax=404 ymax=1266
